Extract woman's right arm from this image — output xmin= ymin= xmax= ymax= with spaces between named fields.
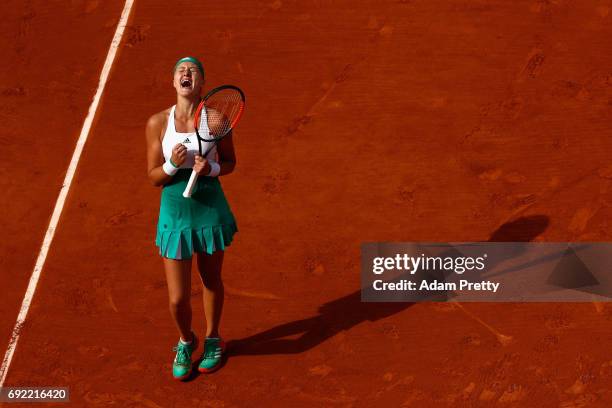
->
xmin=146 ymin=113 xmax=173 ymax=187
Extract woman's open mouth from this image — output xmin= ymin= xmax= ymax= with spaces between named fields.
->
xmin=180 ymin=78 xmax=192 ymax=88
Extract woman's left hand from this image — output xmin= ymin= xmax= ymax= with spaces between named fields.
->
xmin=194 ymin=155 xmax=211 ymax=176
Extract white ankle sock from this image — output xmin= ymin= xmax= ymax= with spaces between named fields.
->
xmin=179 ymin=335 xmax=192 ymax=345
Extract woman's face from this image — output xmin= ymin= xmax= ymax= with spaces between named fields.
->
xmin=173 ymin=62 xmax=204 ymax=97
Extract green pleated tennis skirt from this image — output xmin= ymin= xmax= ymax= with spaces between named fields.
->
xmin=155 ymin=169 xmax=238 ymax=260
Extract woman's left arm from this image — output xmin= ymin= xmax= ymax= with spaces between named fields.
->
xmin=216 ymin=131 xmax=236 ymax=176
xmin=193 ymin=132 xmax=236 ymax=177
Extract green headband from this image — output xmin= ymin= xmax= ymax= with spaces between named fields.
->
xmin=173 ymin=57 xmax=205 ymax=77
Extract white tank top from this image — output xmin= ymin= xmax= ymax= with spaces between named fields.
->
xmin=162 ymin=105 xmax=218 ymax=169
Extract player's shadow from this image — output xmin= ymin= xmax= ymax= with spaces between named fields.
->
xmin=228 ymin=290 xmax=414 ymax=356
xmin=228 ymin=215 xmax=549 ymax=357
xmin=483 ymin=214 xmax=550 ymax=273
xmin=488 ymin=215 xmax=549 ymax=242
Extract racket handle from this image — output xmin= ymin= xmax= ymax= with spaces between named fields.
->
xmin=183 ymin=170 xmax=199 ymax=198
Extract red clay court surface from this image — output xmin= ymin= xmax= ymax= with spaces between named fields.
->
xmin=1 ymin=0 xmax=612 ymax=406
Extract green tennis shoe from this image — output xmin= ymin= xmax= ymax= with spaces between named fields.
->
xmin=198 ymin=337 xmax=225 ymax=373
xmin=172 ymin=333 xmax=198 ymax=381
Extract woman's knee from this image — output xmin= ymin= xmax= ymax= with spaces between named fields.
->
xmin=168 ymin=294 xmax=191 ymax=310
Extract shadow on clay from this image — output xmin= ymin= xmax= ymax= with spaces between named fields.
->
xmin=227 ymin=215 xmax=549 ymax=356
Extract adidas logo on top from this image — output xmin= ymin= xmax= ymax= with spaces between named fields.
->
xmin=183 ymin=137 xmax=191 ymax=143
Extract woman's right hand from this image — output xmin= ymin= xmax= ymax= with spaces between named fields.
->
xmin=170 ymin=143 xmax=187 ymax=167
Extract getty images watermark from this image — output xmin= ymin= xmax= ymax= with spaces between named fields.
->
xmin=361 ymin=243 xmax=612 ymax=302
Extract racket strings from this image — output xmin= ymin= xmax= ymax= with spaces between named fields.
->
xmin=204 ymin=91 xmax=244 ymax=138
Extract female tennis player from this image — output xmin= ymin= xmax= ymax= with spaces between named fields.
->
xmin=145 ymin=57 xmax=237 ymax=380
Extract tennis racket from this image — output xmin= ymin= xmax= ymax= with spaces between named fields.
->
xmin=182 ymin=85 xmax=245 ymax=198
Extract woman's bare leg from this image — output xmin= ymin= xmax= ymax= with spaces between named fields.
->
xmin=163 ymin=257 xmax=194 ymax=341
xmin=196 ymin=250 xmax=224 ymax=338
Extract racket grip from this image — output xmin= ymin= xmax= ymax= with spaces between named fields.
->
xmin=183 ymin=170 xmax=199 ymax=198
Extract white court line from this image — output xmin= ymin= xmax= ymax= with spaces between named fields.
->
xmin=0 ymin=0 xmax=135 ymax=387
